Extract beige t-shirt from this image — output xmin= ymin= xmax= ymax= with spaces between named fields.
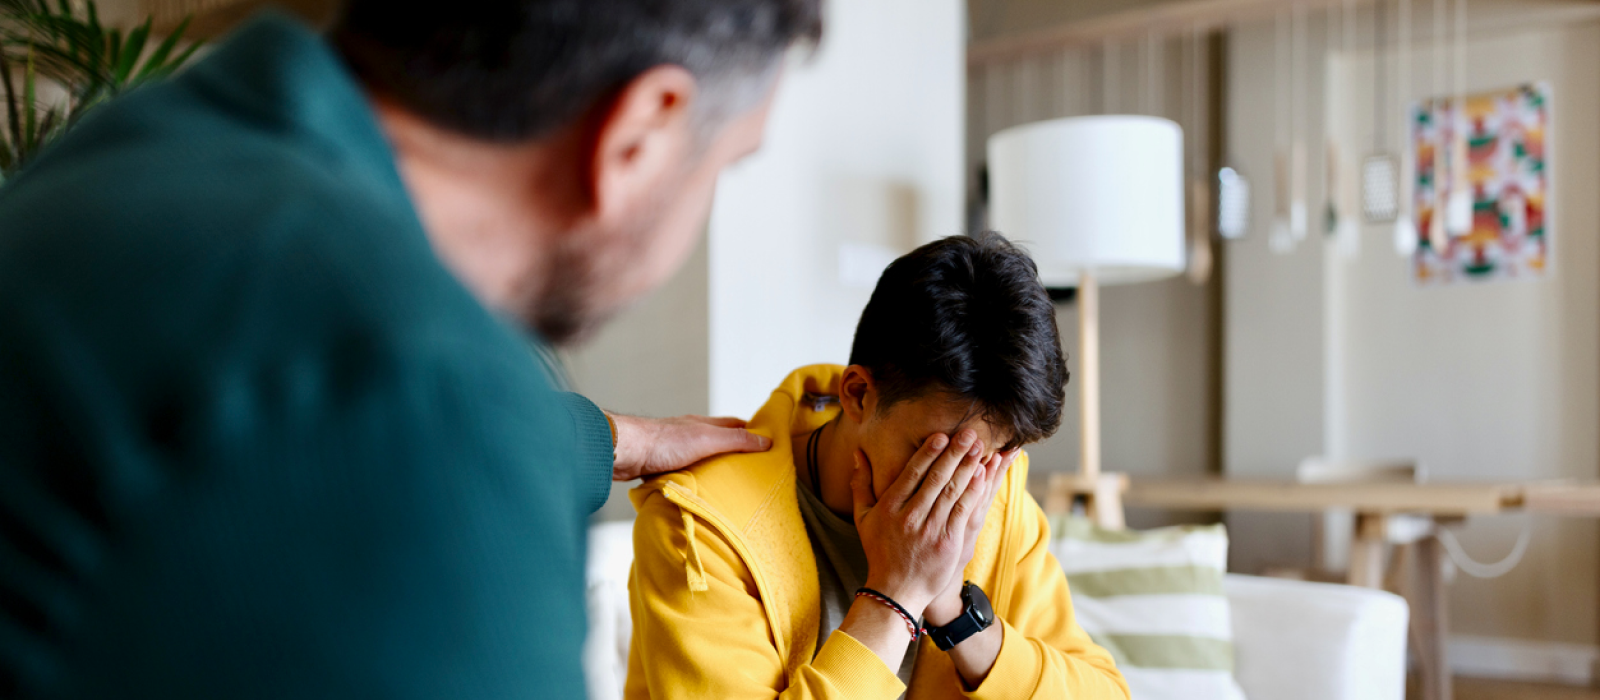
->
xmin=794 ymin=478 xmax=917 ymax=696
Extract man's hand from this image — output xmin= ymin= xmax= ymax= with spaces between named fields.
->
xmin=923 ymin=448 xmax=1017 ymax=627
xmin=609 ymin=413 xmax=772 ymax=481
xmin=852 ymin=430 xmax=991 ymax=617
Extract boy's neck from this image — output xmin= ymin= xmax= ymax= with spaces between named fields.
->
xmin=793 ymin=417 xmax=858 ymax=520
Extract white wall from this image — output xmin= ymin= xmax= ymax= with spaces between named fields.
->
xmin=708 ymin=0 xmax=965 ymax=418
xmin=567 ymin=0 xmax=965 ymax=520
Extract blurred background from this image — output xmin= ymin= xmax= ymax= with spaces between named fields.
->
xmin=35 ymin=0 xmax=1600 ymax=697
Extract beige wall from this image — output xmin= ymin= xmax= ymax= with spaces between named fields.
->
xmin=1219 ymin=10 xmax=1333 ymax=578
xmin=964 ymin=27 xmax=1221 ymax=521
xmin=968 ymin=0 xmax=1185 ymax=43
xmin=565 ymin=238 xmax=712 ymax=522
xmin=1324 ymin=24 xmax=1600 ymax=649
xmin=1224 ymin=5 xmax=1600 ymax=667
xmin=977 ymin=0 xmax=1600 ymax=668
xmin=565 ymin=237 xmax=711 ymax=420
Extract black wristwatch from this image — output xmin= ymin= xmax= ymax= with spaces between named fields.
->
xmin=926 ymin=582 xmax=995 ymax=651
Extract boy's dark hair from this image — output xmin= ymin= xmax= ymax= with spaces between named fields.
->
xmin=849 ymin=231 xmax=1068 ymax=451
xmin=331 ymin=0 xmax=823 ymax=143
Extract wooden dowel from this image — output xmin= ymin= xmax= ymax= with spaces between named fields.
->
xmin=1079 ymin=271 xmax=1101 ymax=482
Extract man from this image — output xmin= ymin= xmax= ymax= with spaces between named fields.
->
xmin=626 ymin=232 xmax=1130 ymax=699
xmin=0 ymin=1 xmax=819 ymax=697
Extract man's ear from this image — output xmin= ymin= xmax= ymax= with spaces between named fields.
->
xmin=839 ymin=365 xmax=874 ymax=424
xmin=587 ymin=65 xmax=699 ymax=221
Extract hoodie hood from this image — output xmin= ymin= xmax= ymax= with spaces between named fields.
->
xmin=631 ymin=364 xmax=844 ymax=531
xmin=629 ymin=364 xmax=845 ymax=668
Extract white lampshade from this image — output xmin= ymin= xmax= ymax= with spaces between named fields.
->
xmin=988 ymin=115 xmax=1187 ymax=287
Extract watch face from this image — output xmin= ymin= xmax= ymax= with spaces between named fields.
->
xmin=965 ymin=583 xmax=995 ymax=627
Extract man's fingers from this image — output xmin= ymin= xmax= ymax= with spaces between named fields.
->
xmin=881 ymin=433 xmax=948 ymax=510
xmin=692 ymin=425 xmax=772 ymax=456
xmin=850 ymin=450 xmax=876 ymax=525
xmin=905 ymin=431 xmax=979 ymax=522
xmin=694 ymin=416 xmax=748 ymax=429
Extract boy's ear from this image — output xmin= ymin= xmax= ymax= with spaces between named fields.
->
xmin=839 ymin=365 xmax=874 ymax=423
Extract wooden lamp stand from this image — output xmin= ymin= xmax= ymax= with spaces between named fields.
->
xmin=1046 ymin=271 xmax=1129 ymax=529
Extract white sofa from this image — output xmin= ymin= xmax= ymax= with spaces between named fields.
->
xmin=583 ymin=521 xmax=1409 ymax=700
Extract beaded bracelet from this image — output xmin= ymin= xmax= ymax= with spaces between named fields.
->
xmin=855 ymin=587 xmax=924 ymax=639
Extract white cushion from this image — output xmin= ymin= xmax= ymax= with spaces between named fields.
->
xmin=583 ymin=521 xmax=1408 ymax=700
xmin=1050 ymin=515 xmax=1248 ymax=700
xmin=584 ymin=521 xmax=635 ymax=700
xmin=1224 ymin=574 xmax=1409 ymax=700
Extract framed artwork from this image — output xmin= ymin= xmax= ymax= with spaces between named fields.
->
xmin=1410 ymin=82 xmax=1550 ymax=285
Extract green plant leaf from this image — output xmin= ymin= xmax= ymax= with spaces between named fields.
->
xmin=113 ymin=18 xmax=147 ymax=86
xmin=22 ymin=44 xmax=35 ymax=147
xmin=137 ymin=16 xmax=182 ymax=77
xmin=0 ymin=49 xmax=21 ymax=157
xmin=1 ymin=0 xmax=203 ymax=180
xmin=34 ymin=102 xmax=59 ymax=144
xmin=135 ymin=14 xmax=192 ymax=82
xmin=168 ymin=40 xmax=201 ymax=70
xmin=105 ymin=27 xmax=119 ymax=74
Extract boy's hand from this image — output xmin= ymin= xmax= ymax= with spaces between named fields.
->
xmin=923 ymin=449 xmax=1017 ymax=627
xmin=852 ymin=430 xmax=990 ymax=616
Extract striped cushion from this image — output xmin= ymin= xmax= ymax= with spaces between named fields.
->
xmin=1050 ymin=515 xmax=1247 ymax=700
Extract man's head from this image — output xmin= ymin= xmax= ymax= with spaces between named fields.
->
xmin=332 ymin=0 xmax=823 ymax=343
xmin=835 ymin=231 xmax=1068 ymax=496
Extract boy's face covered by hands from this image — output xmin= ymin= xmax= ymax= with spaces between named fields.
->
xmin=856 ymin=394 xmax=1008 ymax=502
xmin=838 ymin=365 xmax=1020 ymax=618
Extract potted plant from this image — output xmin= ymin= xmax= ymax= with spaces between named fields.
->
xmin=1 ymin=0 xmax=201 ymax=182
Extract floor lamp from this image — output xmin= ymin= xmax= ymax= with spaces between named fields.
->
xmin=988 ymin=115 xmax=1187 ymax=528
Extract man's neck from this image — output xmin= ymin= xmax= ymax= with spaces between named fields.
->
xmin=370 ymin=97 xmax=581 ymax=313
xmin=794 ymin=417 xmax=860 ymax=519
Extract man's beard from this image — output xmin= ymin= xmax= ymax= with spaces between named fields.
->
xmin=522 ymin=206 xmax=659 ymax=347
xmin=524 ymin=233 xmax=617 ymax=346
xmin=518 ymin=162 xmax=689 ymax=347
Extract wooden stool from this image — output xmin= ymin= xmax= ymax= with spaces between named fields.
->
xmin=1046 ymin=472 xmax=1130 ymax=530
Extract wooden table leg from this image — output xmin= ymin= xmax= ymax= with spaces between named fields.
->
xmin=1090 ymin=477 xmax=1126 ymax=530
xmin=1347 ymin=512 xmax=1388 ymax=589
xmin=1412 ymin=535 xmax=1452 ymax=700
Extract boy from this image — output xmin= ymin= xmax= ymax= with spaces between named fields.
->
xmin=626 ymin=232 xmax=1128 ymax=699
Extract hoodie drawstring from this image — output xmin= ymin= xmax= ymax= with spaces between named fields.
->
xmin=680 ymin=507 xmax=709 ymax=592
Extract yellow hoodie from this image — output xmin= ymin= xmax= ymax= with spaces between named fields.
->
xmin=626 ymin=365 xmax=1129 ymax=699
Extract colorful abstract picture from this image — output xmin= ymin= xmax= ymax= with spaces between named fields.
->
xmin=1410 ymin=82 xmax=1549 ymax=285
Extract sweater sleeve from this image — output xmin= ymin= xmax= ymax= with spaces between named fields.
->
xmin=626 ymin=490 xmax=906 ymax=700
xmin=55 ymin=341 xmax=598 ymax=699
xmin=962 ymin=475 xmax=1130 ymax=700
xmin=557 ymin=391 xmax=616 ymax=515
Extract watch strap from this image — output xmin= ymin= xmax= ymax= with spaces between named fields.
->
xmin=928 ymin=582 xmax=994 ymax=651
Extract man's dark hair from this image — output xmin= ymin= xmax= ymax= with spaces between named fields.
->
xmin=849 ymin=231 xmax=1068 ymax=451
xmin=331 ymin=0 xmax=824 ymax=142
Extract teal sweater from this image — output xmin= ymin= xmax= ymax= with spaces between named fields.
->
xmin=0 ymin=14 xmax=613 ymax=699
